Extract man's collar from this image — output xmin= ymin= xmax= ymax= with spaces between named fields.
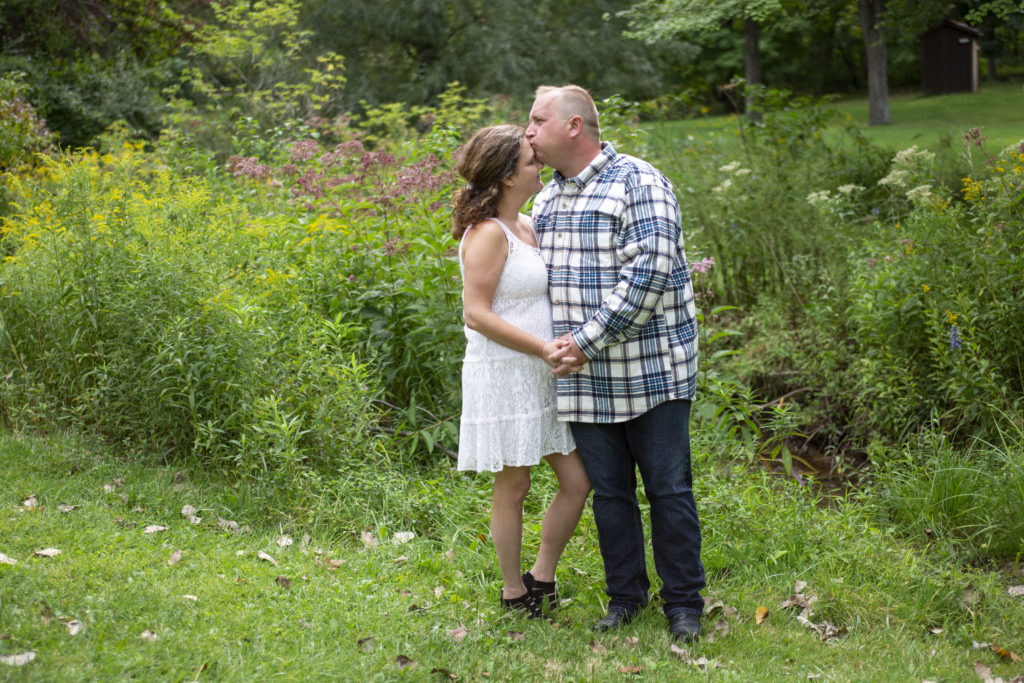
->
xmin=553 ymin=142 xmax=616 ymax=189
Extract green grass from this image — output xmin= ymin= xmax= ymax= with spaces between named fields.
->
xmin=830 ymin=82 xmax=1024 ymax=151
xmin=3 ymin=431 xmax=1023 ymax=681
xmin=646 ymin=81 xmax=1024 ymax=155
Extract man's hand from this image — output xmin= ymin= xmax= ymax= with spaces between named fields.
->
xmin=544 ymin=334 xmax=586 ymax=377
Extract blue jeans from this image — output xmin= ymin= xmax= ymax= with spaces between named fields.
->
xmin=571 ymin=399 xmax=705 ymax=617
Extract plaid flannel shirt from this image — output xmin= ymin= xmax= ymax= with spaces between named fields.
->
xmin=532 ymin=143 xmax=698 ymax=423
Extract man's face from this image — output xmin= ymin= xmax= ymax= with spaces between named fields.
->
xmin=526 ymin=92 xmax=567 ymax=168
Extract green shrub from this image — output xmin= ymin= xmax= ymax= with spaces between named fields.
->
xmin=0 ymin=148 xmax=385 ymax=486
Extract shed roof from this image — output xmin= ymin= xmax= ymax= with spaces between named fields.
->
xmin=921 ymin=19 xmax=982 ymax=39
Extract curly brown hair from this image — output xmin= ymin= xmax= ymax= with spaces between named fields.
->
xmin=451 ymin=124 xmax=524 ymax=240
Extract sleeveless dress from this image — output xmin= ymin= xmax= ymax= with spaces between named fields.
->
xmin=457 ymin=217 xmax=576 ymax=472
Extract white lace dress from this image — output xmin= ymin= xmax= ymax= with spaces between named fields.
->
xmin=457 ymin=218 xmax=576 ymax=472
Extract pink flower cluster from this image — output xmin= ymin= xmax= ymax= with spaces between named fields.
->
xmin=691 ymin=257 xmax=716 ymax=275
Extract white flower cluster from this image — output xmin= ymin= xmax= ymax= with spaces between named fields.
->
xmin=905 ymin=184 xmax=935 ymax=205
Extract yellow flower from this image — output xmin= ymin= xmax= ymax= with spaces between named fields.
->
xmin=921 ymin=284 xmax=930 ymax=292
xmin=945 ymin=311 xmax=959 ymax=324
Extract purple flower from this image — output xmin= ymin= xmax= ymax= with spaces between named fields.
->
xmin=950 ymin=324 xmax=962 ymax=350
xmin=690 ymin=257 xmax=716 ymax=275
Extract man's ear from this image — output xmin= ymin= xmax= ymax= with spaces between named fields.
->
xmin=567 ymin=115 xmax=583 ymax=139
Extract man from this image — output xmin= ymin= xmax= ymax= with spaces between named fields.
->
xmin=525 ymin=84 xmax=704 ymax=642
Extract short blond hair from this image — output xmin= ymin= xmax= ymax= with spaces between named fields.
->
xmin=535 ymin=85 xmax=600 ymax=140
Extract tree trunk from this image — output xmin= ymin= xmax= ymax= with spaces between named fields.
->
xmin=744 ymin=17 xmax=762 ymax=120
xmin=858 ymin=0 xmax=890 ymax=125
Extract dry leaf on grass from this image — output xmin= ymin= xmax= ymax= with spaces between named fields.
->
xmin=589 ymin=641 xmax=608 ymax=654
xmin=431 ymin=667 xmax=457 ymax=680
xmin=670 ymin=643 xmax=689 ymax=659
xmin=395 ymin=654 xmax=417 ymax=669
xmin=0 ymin=553 xmax=16 ymax=565
xmin=991 ymin=644 xmax=1022 ymax=662
xmin=182 ymin=595 xmax=198 ymax=601
xmin=217 ymin=518 xmax=240 ymax=533
xmin=507 ymin=631 xmax=524 ymax=641
xmin=103 ymin=478 xmax=124 ymax=493
xmin=357 ymin=637 xmax=374 ymax=652
xmin=22 ymin=496 xmax=38 ymax=508
xmin=33 ymin=548 xmax=60 ymax=558
xmin=168 ymin=549 xmax=183 ymax=566
xmin=140 ymin=629 xmax=158 ymax=642
xmin=276 ymin=535 xmax=293 ymax=548
xmin=57 ymin=504 xmax=78 ymax=513
xmin=360 ymin=531 xmax=378 ymax=547
xmin=755 ymin=606 xmax=769 ymax=624
xmin=180 ymin=505 xmax=201 ymax=525
xmin=0 ymin=651 xmax=35 ymax=666
xmin=446 ymin=625 xmax=468 ymax=642
xmin=617 ymin=665 xmax=642 ymax=674
xmin=64 ymin=620 xmax=84 ymax=636
xmin=974 ymin=661 xmax=993 ymax=680
xmin=142 ymin=525 xmax=167 ymax=534
xmin=394 ymin=556 xmax=408 ymax=564
xmin=1009 ymin=585 xmax=1024 ymax=597
xmin=256 ymin=551 xmax=278 ymax=566
xmin=393 ymin=531 xmax=415 ymax=545
xmin=275 ymin=575 xmax=291 ymax=589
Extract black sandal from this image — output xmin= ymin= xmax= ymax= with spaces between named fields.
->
xmin=500 ymin=589 xmax=544 ymax=619
xmin=523 ymin=571 xmax=559 ymax=611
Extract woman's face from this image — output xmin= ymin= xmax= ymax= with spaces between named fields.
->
xmin=509 ymin=137 xmax=544 ymax=195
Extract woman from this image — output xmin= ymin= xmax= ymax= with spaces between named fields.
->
xmin=452 ymin=125 xmax=591 ymax=619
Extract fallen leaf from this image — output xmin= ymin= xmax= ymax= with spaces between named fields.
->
xmin=103 ymin=478 xmax=124 ymax=493
xmin=0 ymin=553 xmax=16 ymax=565
xmin=360 ymin=531 xmax=378 ymax=547
xmin=140 ymin=629 xmax=158 ymax=642
xmin=217 ymin=518 xmax=240 ymax=533
xmin=408 ymin=604 xmax=423 ymax=612
xmin=446 ymin=625 xmax=468 ymax=642
xmin=780 ymin=593 xmax=813 ymax=610
xmin=236 ymin=550 xmax=246 ymax=556
xmin=257 ymin=551 xmax=278 ymax=566
xmin=182 ymin=595 xmax=198 ymax=601
xmin=64 ymin=620 xmax=84 ymax=636
xmin=1009 ymin=585 xmax=1024 ymax=597
xmin=755 ymin=606 xmax=769 ymax=624
xmin=714 ymin=617 xmax=730 ymax=639
xmin=276 ymin=535 xmax=293 ymax=548
xmin=589 ymin=640 xmax=608 ymax=654
xmin=670 ymin=643 xmax=689 ymax=659
xmin=168 ymin=549 xmax=183 ymax=566
xmin=617 ymin=665 xmax=641 ymax=674
xmin=399 ymin=590 xmax=412 ymax=597
xmin=507 ymin=631 xmax=524 ymax=641
xmin=431 ymin=667 xmax=457 ymax=680
xmin=393 ymin=531 xmax=415 ymax=545
xmin=703 ymin=597 xmax=724 ymax=615
xmin=929 ymin=627 xmax=943 ymax=635
xmin=33 ymin=548 xmax=61 ymax=557
xmin=57 ymin=504 xmax=78 ymax=513
xmin=275 ymin=575 xmax=291 ymax=589
xmin=326 ymin=558 xmax=345 ymax=569
xmin=974 ymin=661 xmax=992 ymax=679
xmin=357 ymin=637 xmax=374 ymax=652
xmin=142 ymin=525 xmax=167 ymax=534
xmin=622 ymin=636 xmax=640 ymax=647
xmin=794 ymin=580 xmax=808 ymax=593
xmin=0 ymin=651 xmax=35 ymax=666
xmin=181 ymin=504 xmax=197 ymax=517
xmin=22 ymin=495 xmax=38 ymax=508
xmin=445 ymin=549 xmax=455 ymax=562
xmin=395 ymin=654 xmax=417 ymax=669
xmin=394 ymin=556 xmax=408 ymax=564
xmin=39 ymin=604 xmax=54 ymax=624
xmin=173 ymin=471 xmax=188 ymax=490
xmin=992 ymin=644 xmax=1022 ymax=662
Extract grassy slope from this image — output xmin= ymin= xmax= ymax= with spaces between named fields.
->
xmin=647 ymin=82 xmax=1024 ymax=154
xmin=2 ymin=432 xmax=1022 ymax=681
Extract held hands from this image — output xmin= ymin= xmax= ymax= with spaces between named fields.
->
xmin=542 ymin=334 xmax=586 ymax=378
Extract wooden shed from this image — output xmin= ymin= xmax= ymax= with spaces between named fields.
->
xmin=921 ymin=20 xmax=982 ymax=94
